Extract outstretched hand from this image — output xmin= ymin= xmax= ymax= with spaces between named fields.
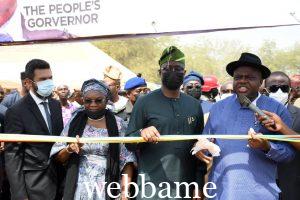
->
xmin=256 ymin=110 xmax=284 ymax=132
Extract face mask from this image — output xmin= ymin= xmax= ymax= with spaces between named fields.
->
xmin=85 ymin=109 xmax=107 ymax=120
xmin=187 ymin=88 xmax=202 ymax=99
xmin=162 ymin=71 xmax=184 ymax=90
xmin=269 ymin=89 xmax=289 ymax=105
xmin=35 ymin=79 xmax=55 ymax=97
xmin=220 ymin=93 xmax=233 ymax=100
xmin=133 ymin=93 xmax=147 ymax=103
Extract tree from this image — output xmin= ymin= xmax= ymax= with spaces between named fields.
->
xmin=92 ymin=37 xmax=300 ymax=84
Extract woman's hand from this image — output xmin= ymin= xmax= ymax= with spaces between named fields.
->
xmin=66 ymin=135 xmax=84 ymax=154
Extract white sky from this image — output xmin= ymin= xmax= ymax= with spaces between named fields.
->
xmin=178 ymin=25 xmax=300 ymax=50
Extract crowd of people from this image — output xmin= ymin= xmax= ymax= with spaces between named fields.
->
xmin=0 ymin=46 xmax=300 ymax=200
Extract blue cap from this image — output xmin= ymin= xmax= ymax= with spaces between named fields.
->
xmin=124 ymin=77 xmax=147 ymax=90
xmin=183 ymin=71 xmax=204 ymax=86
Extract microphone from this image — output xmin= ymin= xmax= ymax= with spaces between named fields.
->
xmin=238 ymin=94 xmax=270 ymax=120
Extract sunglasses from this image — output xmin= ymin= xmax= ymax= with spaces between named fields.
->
xmin=186 ymin=85 xmax=201 ymax=90
xmin=160 ymin=63 xmax=185 ymax=73
xmin=268 ymin=85 xmax=290 ymax=93
xmin=83 ymin=99 xmax=106 ymax=105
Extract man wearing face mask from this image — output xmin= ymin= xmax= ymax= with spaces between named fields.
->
xmin=265 ymin=71 xmax=300 ymax=200
xmin=126 ymin=46 xmax=206 ymax=199
xmin=124 ymin=76 xmax=148 ymax=122
xmin=4 ymin=59 xmax=63 ymax=200
xmin=265 ymin=71 xmax=291 ymax=105
xmin=183 ymin=71 xmax=213 ymax=114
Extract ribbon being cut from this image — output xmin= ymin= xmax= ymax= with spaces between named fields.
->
xmin=1 ymin=132 xmax=300 ymax=144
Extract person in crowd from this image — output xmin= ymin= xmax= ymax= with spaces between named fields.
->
xmin=0 ymin=86 xmax=5 ymax=103
xmin=195 ymin=52 xmax=295 ymax=200
xmin=264 ymin=71 xmax=300 ymax=200
xmin=123 ymin=76 xmax=148 ymax=122
xmin=0 ymin=106 xmax=8 ymax=199
xmin=183 ymin=70 xmax=213 ymax=114
xmin=201 ymin=75 xmax=219 ymax=102
xmin=50 ymin=79 xmax=136 ymax=200
xmin=4 ymin=59 xmax=64 ymax=200
xmin=0 ymin=101 xmax=7 ymax=117
xmin=56 ymin=84 xmax=79 ymax=126
xmin=220 ymin=81 xmax=234 ymax=100
xmin=1 ymin=71 xmax=29 ymax=108
xmin=289 ymin=74 xmax=300 ymax=105
xmin=103 ymin=66 xmax=128 ymax=120
xmin=294 ymin=98 xmax=300 ymax=108
xmin=0 ymin=72 xmax=30 ymax=199
xmin=68 ymin=89 xmax=84 ymax=107
xmin=126 ymin=46 xmax=206 ymax=199
xmin=265 ymin=71 xmax=291 ymax=105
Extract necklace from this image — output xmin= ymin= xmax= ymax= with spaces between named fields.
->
xmin=88 ymin=116 xmax=105 ymax=121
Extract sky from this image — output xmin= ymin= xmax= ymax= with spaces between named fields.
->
xmin=177 ymin=25 xmax=300 ymax=50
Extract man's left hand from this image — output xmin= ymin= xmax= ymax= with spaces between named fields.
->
xmin=248 ymin=130 xmax=270 ymax=152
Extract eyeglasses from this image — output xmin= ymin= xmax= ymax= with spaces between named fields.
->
xmin=83 ymin=99 xmax=106 ymax=105
xmin=268 ymin=85 xmax=290 ymax=93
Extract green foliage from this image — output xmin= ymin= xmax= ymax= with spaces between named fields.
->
xmin=92 ymin=36 xmax=300 ymax=84
xmin=259 ymin=40 xmax=300 ymax=74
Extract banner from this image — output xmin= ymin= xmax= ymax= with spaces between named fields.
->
xmin=0 ymin=0 xmax=300 ymax=44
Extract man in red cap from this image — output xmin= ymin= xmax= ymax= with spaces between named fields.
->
xmin=202 ymin=75 xmax=220 ymax=103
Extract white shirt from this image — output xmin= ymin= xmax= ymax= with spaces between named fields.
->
xmin=107 ymin=95 xmax=128 ymax=113
xmin=252 ymin=93 xmax=261 ymax=106
xmin=29 ymin=90 xmax=51 ymax=130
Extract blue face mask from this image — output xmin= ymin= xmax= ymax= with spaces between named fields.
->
xmin=36 ymin=79 xmax=55 ymax=97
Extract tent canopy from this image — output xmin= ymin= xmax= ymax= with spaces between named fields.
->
xmin=0 ymin=42 xmax=137 ymax=89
